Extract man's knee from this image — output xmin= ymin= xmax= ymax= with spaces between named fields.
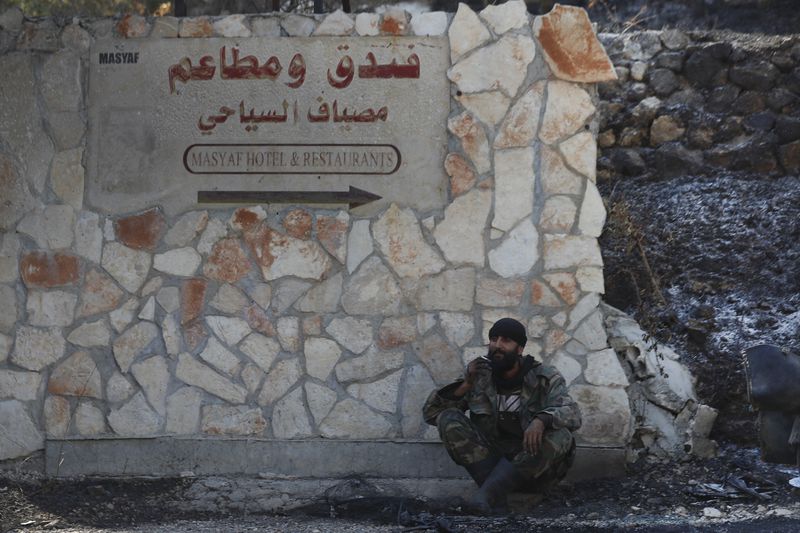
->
xmin=513 ymin=428 xmax=575 ymax=481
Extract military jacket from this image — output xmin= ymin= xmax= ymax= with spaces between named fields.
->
xmin=422 ymin=359 xmax=582 ymax=438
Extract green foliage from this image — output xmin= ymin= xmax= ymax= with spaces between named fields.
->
xmin=1 ymin=0 xmax=167 ymax=17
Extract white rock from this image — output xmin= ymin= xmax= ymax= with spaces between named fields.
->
xmin=156 ymin=287 xmax=180 ymax=313
xmin=560 ymin=131 xmax=597 ymax=181
xmin=335 ymin=346 xmax=404 ymax=383
xmin=495 ymin=81 xmax=545 ymax=148
xmin=0 ymin=400 xmax=43 ymax=459
xmin=703 ymin=507 xmax=723 ymax=519
xmin=493 ymin=148 xmax=535 ymax=232
xmin=11 ymin=326 xmax=65 ymax=371
xmin=320 ymin=399 xmax=392 ymax=438
xmin=540 ymin=195 xmax=578 ymax=234
xmin=197 ymin=218 xmax=227 ymax=255
xmin=208 ymin=284 xmax=246 ymax=315
xmin=213 ymin=14 xmax=250 ymax=37
xmin=552 ymin=311 xmax=568 ymax=328
xmin=0 ymin=234 xmax=21 ymax=283
xmin=74 ymin=402 xmax=105 ymax=435
xmin=272 ymin=387 xmax=312 ymax=438
xmin=74 ymin=211 xmax=102 ymax=263
xmin=199 ymin=337 xmax=241 ymax=377
xmin=346 ymin=219 xmax=372 ymax=274
xmin=239 ymin=333 xmax=281 ymax=373
xmin=579 ymin=182 xmax=606 ymax=237
xmin=439 ymin=312 xmax=475 ymax=347
xmin=568 ymin=293 xmax=602 ymax=330
xmin=43 ymin=395 xmax=70 ymax=437
xmin=108 ymin=391 xmax=161 ymax=436
xmin=165 ymin=387 xmax=203 ymax=434
xmin=373 ymin=204 xmax=444 ymax=279
xmin=544 ymin=235 xmax=603 ymax=270
xmin=305 ymin=381 xmax=338 ymax=426
xmin=417 ymin=313 xmax=437 ymax=335
xmin=110 ymin=298 xmax=139 ymax=334
xmin=112 ymin=321 xmax=158 ymax=373
xmin=571 ymin=385 xmax=631 ymax=446
xmin=539 ymin=81 xmax=595 ymax=144
xmin=202 ymin=405 xmax=267 ymax=436
xmin=106 ymin=371 xmax=135 ymax=403
xmin=304 ymin=337 xmax=342 ymax=380
xmin=206 ymin=315 xmax=250 ymax=346
xmin=410 ymin=11 xmax=447 ymax=36
xmin=241 ymin=364 xmax=265 ymax=395
xmin=257 ymin=358 xmax=302 ymax=405
xmin=434 ymin=189 xmax=491 ymax=266
xmin=347 ymin=369 xmax=402 ymax=413
xmin=413 ymin=334 xmax=463 ymax=385
xmin=140 ymin=277 xmax=162 ymax=297
xmin=164 ymin=211 xmax=208 ymax=247
xmin=480 ymin=0 xmax=527 ymax=34
xmin=489 ymin=219 xmax=539 ymax=278
xmin=528 ymin=316 xmax=549 ymax=338
xmin=585 ymin=348 xmax=629 ymax=387
xmin=50 ymin=148 xmax=84 ymax=210
xmin=577 ymin=266 xmax=605 ymax=294
xmin=138 ymin=296 xmax=155 ymax=321
xmin=448 ymin=3 xmax=490 ymax=62
xmin=271 ymin=279 xmax=312 ymax=314
xmin=313 ymin=9 xmax=354 ymax=35
xmin=281 ymin=15 xmax=316 ymax=36
xmin=548 ymin=352 xmax=582 ymax=386
xmin=295 ymin=273 xmax=342 ymax=313
xmin=48 ymin=350 xmax=102 ymax=398
xmin=27 ymin=290 xmax=76 ymax=327
xmin=540 ymin=146 xmax=583 ymax=196
xmin=416 ymin=268 xmax=476 ymax=311
xmin=17 ymin=205 xmax=75 ymax=250
xmin=0 ymin=333 xmax=11 ymax=362
xmin=354 ymin=12 xmax=379 ymax=35
xmin=573 ymin=311 xmax=608 ymax=350
xmin=153 ymin=247 xmax=201 ymax=277
xmin=246 ymin=283 xmax=272 ymax=310
xmin=455 ymin=91 xmax=511 ymax=129
xmin=102 ymin=243 xmax=151 ymax=293
xmin=0 ymin=285 xmax=15 ymax=334
xmin=448 ymin=34 xmax=536 ymax=97
xmin=158 ymin=315 xmax=179 ymax=357
xmin=0 ymin=370 xmax=41 ymax=401
xmin=276 ymin=316 xmax=300 ymax=352
xmin=342 ymin=257 xmax=402 ymax=316
xmin=176 ymin=353 xmax=247 ymax=404
xmin=400 ymin=365 xmax=435 ymax=436
xmin=325 ymin=317 xmax=373 ymax=354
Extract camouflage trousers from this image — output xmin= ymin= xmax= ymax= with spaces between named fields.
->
xmin=437 ymin=408 xmax=575 ymax=491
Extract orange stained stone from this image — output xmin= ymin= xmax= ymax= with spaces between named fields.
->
xmin=114 ymin=208 xmax=166 ymax=251
xmin=183 ymin=320 xmax=208 ymax=351
xmin=78 ymin=269 xmax=124 ymax=317
xmin=232 ymin=207 xmax=262 ymax=232
xmin=203 ymin=238 xmax=252 ymax=283
xmin=246 ymin=304 xmax=276 ymax=336
xmin=316 ymin=215 xmax=348 ymax=262
xmin=444 ymin=153 xmax=477 ymax=196
xmin=533 ymin=4 xmax=617 ymax=83
xmin=181 ymin=278 xmax=207 ymax=325
xmin=282 ymin=209 xmax=312 ymax=239
xmin=20 ymin=251 xmax=80 ymax=288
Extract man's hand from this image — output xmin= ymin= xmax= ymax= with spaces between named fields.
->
xmin=523 ymin=418 xmax=545 ymax=455
xmin=454 ymin=357 xmax=491 ymax=397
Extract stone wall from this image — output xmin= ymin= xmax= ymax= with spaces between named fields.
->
xmin=596 ymin=30 xmax=800 ymax=179
xmin=0 ymin=2 xmax=635 ymax=471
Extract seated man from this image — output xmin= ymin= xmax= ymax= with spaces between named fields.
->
xmin=422 ymin=317 xmax=581 ymax=513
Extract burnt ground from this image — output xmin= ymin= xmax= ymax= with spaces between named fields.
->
xmin=2 ymin=445 xmax=800 ymax=531
xmin=599 ymin=171 xmax=800 ymax=446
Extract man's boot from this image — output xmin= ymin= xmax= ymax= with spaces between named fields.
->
xmin=463 ymin=455 xmax=499 ymax=486
xmin=471 ymin=458 xmax=520 ymax=514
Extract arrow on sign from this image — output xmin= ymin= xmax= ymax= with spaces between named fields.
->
xmin=197 ymin=186 xmax=382 ymax=209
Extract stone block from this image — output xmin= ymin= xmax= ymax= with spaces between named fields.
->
xmin=304 ymin=337 xmax=342 ymax=380
xmin=44 ymin=395 xmax=70 ymax=437
xmin=50 ymin=148 xmax=84 ymax=210
xmin=316 ymin=212 xmax=348 ymax=264
xmin=480 ymin=0 xmax=527 ymax=35
xmin=493 ymin=148 xmax=535 ymax=232
xmin=448 ymin=111 xmax=491 ymax=174
xmin=112 ymin=321 xmax=158 ymax=373
xmin=245 ymin=224 xmax=331 ymax=281
xmin=114 ymin=208 xmax=165 ymax=251
xmin=166 ymin=387 xmax=203 ymax=434
xmin=585 ymin=348 xmax=629 ymax=387
xmin=455 ymin=91 xmax=511 ymax=129
xmin=295 ymin=273 xmax=343 ymax=313
xmin=0 ymin=400 xmax=43 ymax=460
xmin=416 ymin=268 xmax=475 ymax=311
xmin=380 ymin=9 xmax=408 ymax=36
xmin=401 ymin=364 xmax=436 ymax=437
xmin=410 ymin=12 xmax=447 ymax=36
xmin=17 ymin=205 xmax=75 ymax=250
xmin=342 ymin=257 xmax=402 ymax=316
xmin=434 ymin=189 xmax=491 ymax=266
xmin=176 ymin=353 xmax=247 ymax=404
xmin=347 ymin=369 xmax=402 ymax=413
xmin=272 ymin=388 xmax=312 ymax=438
xmin=213 ymin=14 xmax=250 ymax=37
xmin=0 ymin=369 xmax=42 ymax=401
xmin=335 ymin=346 xmax=404 ymax=383
xmin=75 ymin=212 xmax=103 ymax=264
xmin=540 ymin=196 xmax=577 ymax=234
xmin=448 ymin=34 xmax=535 ymax=98
xmin=281 ymin=15 xmax=316 ymax=37
xmin=355 ymin=13 xmax=379 ymax=36
xmin=257 ymin=358 xmax=302 ymax=406
xmin=313 ymin=10 xmax=354 ymax=36
xmin=377 ymin=316 xmax=417 ymax=349
xmin=74 ymin=402 xmax=106 ymax=436
xmin=67 ymin=319 xmax=111 ymax=348
xmin=202 ymin=405 xmax=267 ymax=436
xmin=326 ymin=317 xmax=373 ymax=354
xmin=101 ymin=243 xmax=151 ymax=294
xmin=412 ymin=334 xmax=462 ymax=385
xmin=107 ymin=392 xmax=161 ymax=436
xmin=154 ymin=247 xmax=201 ymax=277
xmin=489 ymin=219 xmax=539 ymax=278
xmin=199 ymin=338 xmax=241 ymax=377
xmin=320 ymin=399 xmax=392 ymax=438
xmin=448 ymin=3 xmax=490 ymax=63
xmin=571 ymin=385 xmax=631 ymax=446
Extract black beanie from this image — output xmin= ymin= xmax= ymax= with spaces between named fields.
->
xmin=488 ymin=318 xmax=527 ymax=347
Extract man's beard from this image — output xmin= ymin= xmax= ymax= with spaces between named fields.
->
xmin=488 ymin=347 xmax=518 ymax=375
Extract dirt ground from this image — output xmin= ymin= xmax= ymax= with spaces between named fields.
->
xmin=2 ymin=444 xmax=800 ymax=532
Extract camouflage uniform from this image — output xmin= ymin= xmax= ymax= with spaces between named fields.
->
xmin=422 ymin=359 xmax=581 ymax=491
